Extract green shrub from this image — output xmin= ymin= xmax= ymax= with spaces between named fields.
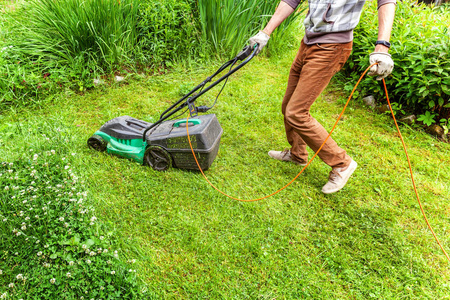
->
xmin=136 ymin=0 xmax=199 ymax=67
xmin=0 ymin=149 xmax=144 ymax=299
xmin=341 ymin=0 xmax=450 ymax=122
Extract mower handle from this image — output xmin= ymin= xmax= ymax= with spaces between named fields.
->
xmin=142 ymin=45 xmax=258 ymax=140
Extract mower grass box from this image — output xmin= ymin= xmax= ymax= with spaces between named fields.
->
xmin=88 ymin=114 xmax=223 ymax=171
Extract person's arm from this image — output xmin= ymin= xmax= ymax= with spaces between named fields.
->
xmin=249 ymin=1 xmax=296 ymax=55
xmin=262 ymin=2 xmax=295 ymax=35
xmin=369 ymin=2 xmax=396 ymax=80
xmin=374 ymin=3 xmax=396 ymax=53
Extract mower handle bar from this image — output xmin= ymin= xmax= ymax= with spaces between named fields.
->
xmin=142 ymin=44 xmax=258 ymax=140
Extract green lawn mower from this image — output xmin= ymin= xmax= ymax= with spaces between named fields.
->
xmin=87 ymin=45 xmax=257 ymax=171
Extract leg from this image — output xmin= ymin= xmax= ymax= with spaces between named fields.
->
xmin=281 ymin=42 xmax=309 ymax=164
xmin=284 ymin=41 xmax=353 ymax=168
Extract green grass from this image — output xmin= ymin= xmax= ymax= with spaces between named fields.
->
xmin=1 ymin=48 xmax=450 ymax=299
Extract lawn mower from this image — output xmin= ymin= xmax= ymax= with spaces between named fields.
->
xmin=87 ymin=45 xmax=257 ymax=171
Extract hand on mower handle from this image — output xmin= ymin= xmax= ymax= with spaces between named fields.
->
xmin=249 ymin=30 xmax=270 ymax=55
xmin=368 ymin=52 xmax=394 ymax=80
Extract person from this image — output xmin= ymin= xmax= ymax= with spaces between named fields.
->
xmin=249 ymin=0 xmax=396 ymax=194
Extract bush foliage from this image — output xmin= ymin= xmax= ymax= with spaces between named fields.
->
xmin=137 ymin=0 xmax=199 ymax=67
xmin=341 ymin=0 xmax=450 ymax=122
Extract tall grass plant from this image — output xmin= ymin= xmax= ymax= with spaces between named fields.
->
xmin=196 ymin=0 xmax=304 ymax=56
xmin=12 ymin=0 xmax=140 ymax=70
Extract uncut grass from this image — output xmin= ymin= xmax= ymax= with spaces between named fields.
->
xmin=1 ymin=50 xmax=450 ymax=298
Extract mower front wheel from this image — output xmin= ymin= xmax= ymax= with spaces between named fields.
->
xmin=87 ymin=135 xmax=107 ymax=152
xmin=144 ymin=146 xmax=172 ymax=171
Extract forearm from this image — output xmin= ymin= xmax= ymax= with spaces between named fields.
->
xmin=263 ymin=1 xmax=295 ymax=35
xmin=375 ymin=3 xmax=396 ymax=53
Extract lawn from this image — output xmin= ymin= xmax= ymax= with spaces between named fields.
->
xmin=1 ymin=48 xmax=450 ymax=298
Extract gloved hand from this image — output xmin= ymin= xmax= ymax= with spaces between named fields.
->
xmin=249 ymin=30 xmax=270 ymax=55
xmin=369 ymin=52 xmax=394 ymax=80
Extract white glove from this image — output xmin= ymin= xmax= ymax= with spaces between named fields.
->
xmin=369 ymin=52 xmax=394 ymax=80
xmin=249 ymin=30 xmax=270 ymax=55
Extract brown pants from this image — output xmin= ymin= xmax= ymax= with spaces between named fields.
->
xmin=282 ymin=40 xmax=353 ymax=168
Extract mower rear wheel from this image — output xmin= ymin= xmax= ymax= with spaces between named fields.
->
xmin=87 ymin=135 xmax=107 ymax=152
xmin=144 ymin=146 xmax=172 ymax=171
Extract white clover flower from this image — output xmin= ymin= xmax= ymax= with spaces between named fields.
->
xmin=43 ymin=263 xmax=50 ymax=268
xmin=50 ymin=278 xmax=56 ymax=284
xmin=86 ymin=259 xmax=91 ymax=264
xmin=100 ymin=286 xmax=104 ymax=290
xmin=21 ymin=225 xmax=26 ymax=230
xmin=51 ymin=150 xmax=56 ymax=155
xmin=90 ymin=216 xmax=97 ymax=222
xmin=89 ymin=251 xmax=95 ymax=257
xmin=69 ymin=261 xmax=75 ymax=266
xmin=44 ymin=244 xmax=49 ymax=248
xmin=16 ymin=232 xmax=21 ymax=236
xmin=103 ymin=249 xmax=108 ymax=253
xmin=107 ymin=260 xmax=111 ymax=264
xmin=59 ymin=217 xmax=64 ymax=222
xmin=0 ymin=269 xmax=2 ymax=275
xmin=8 ymin=282 xmax=14 ymax=288
xmin=4 ymin=186 xmax=9 ymax=191
xmin=66 ymin=272 xmax=71 ymax=278
xmin=130 ymin=259 xmax=136 ymax=264
xmin=64 ymin=223 xmax=69 ymax=228
xmin=37 ymin=251 xmax=42 ymax=256
xmin=0 ymin=292 xmax=6 ymax=299
xmin=111 ymin=271 xmax=115 ymax=275
xmin=16 ymin=274 xmax=23 ymax=280
xmin=3 ymin=218 xmax=6 ymax=222
xmin=128 ymin=269 xmax=133 ymax=272
xmin=36 ymin=240 xmax=40 ymax=244
xmin=64 ymin=166 xmax=70 ymax=170
xmin=25 ymin=217 xmax=30 ymax=221
xmin=82 ymin=244 xmax=87 ymax=250
xmin=33 ymin=154 xmax=38 ymax=161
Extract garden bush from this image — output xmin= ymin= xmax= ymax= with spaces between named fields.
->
xmin=0 ymin=148 xmax=145 ymax=299
xmin=136 ymin=0 xmax=199 ymax=67
xmin=341 ymin=0 xmax=450 ymax=125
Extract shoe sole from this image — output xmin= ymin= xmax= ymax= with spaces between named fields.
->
xmin=322 ymin=160 xmax=358 ymax=194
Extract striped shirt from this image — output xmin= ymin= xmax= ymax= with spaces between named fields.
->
xmin=282 ymin=0 xmax=396 ymax=44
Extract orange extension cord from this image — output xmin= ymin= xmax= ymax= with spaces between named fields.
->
xmin=185 ymin=64 xmax=450 ymax=262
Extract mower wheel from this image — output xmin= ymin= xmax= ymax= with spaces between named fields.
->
xmin=87 ymin=135 xmax=107 ymax=152
xmin=144 ymin=146 xmax=172 ymax=171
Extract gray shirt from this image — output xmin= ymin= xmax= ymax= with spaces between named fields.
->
xmin=282 ymin=0 xmax=396 ymax=44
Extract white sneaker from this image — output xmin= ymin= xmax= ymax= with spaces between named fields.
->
xmin=268 ymin=149 xmax=307 ymax=166
xmin=322 ymin=159 xmax=357 ymax=194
